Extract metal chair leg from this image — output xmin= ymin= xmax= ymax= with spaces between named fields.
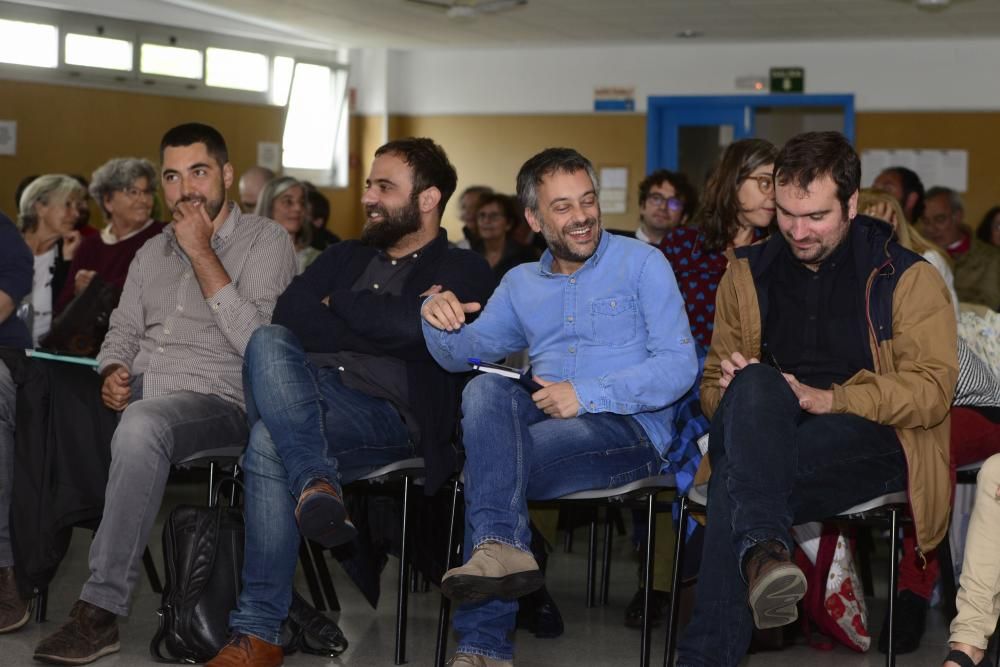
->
xmin=664 ymin=496 xmax=688 ymax=667
xmin=142 ymin=546 xmax=163 ymax=594
xmin=886 ymin=507 xmax=900 ymax=667
xmin=34 ymin=586 xmax=47 ymax=623
xmin=601 ymin=507 xmax=613 ymax=606
xmin=298 ymin=539 xmax=327 ymax=611
xmin=586 ymin=519 xmax=597 ymax=608
xmin=309 ymin=541 xmax=339 ymax=612
xmin=938 ymin=531 xmax=958 ymax=620
xmin=640 ymin=493 xmax=655 ymax=667
xmin=394 ymin=476 xmax=411 ymax=664
xmin=207 ymin=461 xmax=216 ymax=506
xmin=435 ymin=480 xmax=462 ymax=667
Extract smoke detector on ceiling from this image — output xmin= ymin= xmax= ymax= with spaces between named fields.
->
xmin=914 ymin=0 xmax=950 ymax=7
xmin=406 ymin=0 xmax=528 ymax=19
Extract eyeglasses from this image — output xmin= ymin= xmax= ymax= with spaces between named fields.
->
xmin=743 ymin=174 xmax=774 ymax=195
xmin=646 ymin=193 xmax=684 ymax=212
xmin=477 ymin=211 xmax=506 ymax=222
xmin=120 ymin=186 xmax=156 ymax=199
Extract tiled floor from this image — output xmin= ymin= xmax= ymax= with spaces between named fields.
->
xmin=2 ymin=477 xmax=962 ymax=666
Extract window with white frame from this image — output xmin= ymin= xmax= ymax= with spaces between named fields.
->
xmin=0 ymin=18 xmax=58 ymax=68
xmin=65 ymin=33 xmax=132 ymax=71
xmin=281 ymin=62 xmax=349 ymax=188
xmin=140 ymin=43 xmax=203 ymax=79
xmin=205 ymin=47 xmax=268 ymax=91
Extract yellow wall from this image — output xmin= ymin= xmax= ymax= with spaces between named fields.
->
xmin=0 ymin=79 xmax=359 ymax=239
xmin=856 ymin=112 xmax=1000 ymax=231
xmin=3 ymin=78 xmax=996 ymax=242
xmin=387 ymin=114 xmax=646 ymax=239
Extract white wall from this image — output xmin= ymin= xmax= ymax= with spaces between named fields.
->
xmin=384 ymin=38 xmax=1000 ymax=114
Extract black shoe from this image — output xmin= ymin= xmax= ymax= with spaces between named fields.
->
xmin=624 ymin=588 xmax=671 ymax=629
xmin=516 ymin=586 xmax=564 ymax=638
xmin=877 ymin=589 xmax=927 ymax=655
xmin=287 ymin=590 xmax=348 ymax=657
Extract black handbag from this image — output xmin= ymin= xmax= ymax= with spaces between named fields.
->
xmin=150 ymin=479 xmax=245 ymax=663
xmin=40 ymin=275 xmax=118 ymax=357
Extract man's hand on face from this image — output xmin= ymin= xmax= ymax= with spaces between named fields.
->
xmin=782 ymin=373 xmax=834 ymax=415
xmin=532 ymin=377 xmax=580 ymax=419
xmin=718 ymin=351 xmax=759 ymax=392
xmin=420 ymin=290 xmax=481 ymax=331
xmin=173 ymin=200 xmax=215 ymax=259
xmin=101 ymin=364 xmax=131 ymax=412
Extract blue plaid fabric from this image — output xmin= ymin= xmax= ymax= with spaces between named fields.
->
xmin=660 ymin=343 xmax=710 ymax=496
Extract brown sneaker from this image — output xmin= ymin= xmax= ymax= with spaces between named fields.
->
xmin=744 ymin=541 xmax=807 ymax=629
xmin=295 ymin=478 xmax=357 ymax=548
xmin=441 ymin=540 xmax=543 ymax=604
xmin=0 ymin=566 xmax=29 ymax=634
xmin=33 ymin=600 xmax=119 ymax=665
xmin=206 ymin=634 xmax=283 ymax=667
xmin=446 ymin=652 xmax=514 ymax=666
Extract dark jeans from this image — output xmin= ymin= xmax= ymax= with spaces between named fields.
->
xmin=677 ymin=364 xmax=906 ymax=667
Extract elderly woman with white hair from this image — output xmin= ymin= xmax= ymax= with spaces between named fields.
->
xmin=54 ymin=157 xmax=165 ymax=314
xmin=17 ymin=174 xmax=86 ymax=344
xmin=255 ymin=176 xmax=320 ymax=273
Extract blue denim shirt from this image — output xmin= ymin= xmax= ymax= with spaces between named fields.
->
xmin=422 ymin=229 xmax=698 ymax=459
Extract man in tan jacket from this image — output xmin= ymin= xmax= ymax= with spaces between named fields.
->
xmin=676 ymin=131 xmax=957 ymax=667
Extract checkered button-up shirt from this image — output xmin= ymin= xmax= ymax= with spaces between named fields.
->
xmin=98 ymin=203 xmax=297 ymax=409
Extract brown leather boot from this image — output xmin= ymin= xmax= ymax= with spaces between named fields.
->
xmin=744 ymin=541 xmax=807 ymax=630
xmin=207 ymin=634 xmax=283 ymax=667
xmin=0 ymin=566 xmax=29 ymax=634
xmin=33 ymin=600 xmax=119 ymax=664
xmin=295 ymin=479 xmax=357 ymax=548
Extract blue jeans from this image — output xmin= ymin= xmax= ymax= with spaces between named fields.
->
xmin=229 ymin=325 xmax=413 ymax=644
xmin=454 ymin=373 xmax=661 ymax=661
xmin=677 ymin=364 xmax=906 ymax=667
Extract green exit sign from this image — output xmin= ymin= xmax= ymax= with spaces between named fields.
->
xmin=770 ymin=67 xmax=804 ymax=93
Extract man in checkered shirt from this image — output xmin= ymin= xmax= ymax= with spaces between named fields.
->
xmin=33 ymin=123 xmax=296 ymax=666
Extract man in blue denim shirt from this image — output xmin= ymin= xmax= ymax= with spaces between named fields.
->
xmin=422 ymin=148 xmax=698 ymax=666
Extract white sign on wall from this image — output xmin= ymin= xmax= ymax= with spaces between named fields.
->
xmin=861 ymin=149 xmax=968 ymax=193
xmin=0 ymin=121 xmax=17 ymax=156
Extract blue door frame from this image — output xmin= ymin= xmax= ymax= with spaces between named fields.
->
xmin=646 ymin=94 xmax=855 ymax=173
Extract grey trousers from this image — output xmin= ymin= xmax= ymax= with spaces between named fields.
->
xmin=80 ymin=390 xmax=247 ymax=616
xmin=0 ymin=360 xmax=15 ymax=568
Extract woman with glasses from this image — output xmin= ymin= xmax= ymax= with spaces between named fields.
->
xmin=658 ymin=138 xmax=778 ymax=348
xmin=54 ymin=157 xmax=165 ymax=314
xmin=17 ymin=175 xmax=86 ymax=345
xmin=255 ymin=176 xmax=320 ymax=274
xmin=473 ymin=193 xmax=539 ymax=280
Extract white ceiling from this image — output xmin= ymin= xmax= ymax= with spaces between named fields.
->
xmin=13 ymin=0 xmax=1000 ymax=48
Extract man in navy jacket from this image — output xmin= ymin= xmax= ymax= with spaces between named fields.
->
xmin=209 ymin=138 xmax=495 ymax=666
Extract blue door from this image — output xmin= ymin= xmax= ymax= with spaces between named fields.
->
xmin=646 ymin=94 xmax=855 ymax=178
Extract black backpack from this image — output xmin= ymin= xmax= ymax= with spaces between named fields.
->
xmin=150 ymin=480 xmax=245 ymax=663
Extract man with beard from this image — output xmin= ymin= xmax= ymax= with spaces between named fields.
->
xmin=208 ymin=137 xmax=494 ymax=666
xmin=32 ymin=123 xmax=296 ymax=665
xmin=676 ymin=132 xmax=957 ymax=666
xmin=421 ymin=147 xmax=698 ymax=666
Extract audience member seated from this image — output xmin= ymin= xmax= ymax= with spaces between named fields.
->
xmin=0 ymin=210 xmax=32 ymax=635
xmin=943 ymin=454 xmax=1000 ymax=667
xmin=255 ymin=176 xmax=320 ymax=274
xmin=455 ymin=184 xmax=493 ymax=250
xmin=421 ymin=147 xmax=698 ymax=667
xmin=208 ymin=137 xmax=494 ymax=667
xmin=677 ymin=132 xmax=958 ymax=667
xmin=17 ymin=174 xmax=86 ymax=345
xmin=632 ymin=169 xmax=698 ymax=244
xmin=473 ymin=192 xmax=539 ymax=280
xmin=238 ymin=165 xmax=275 ymax=212
xmin=660 ymin=138 xmax=777 ymax=348
xmin=304 ymin=184 xmax=341 ymax=251
xmin=70 ymin=175 xmax=98 ymax=238
xmin=872 ymin=165 xmax=925 ymax=224
xmin=922 ymin=186 xmax=1000 ymax=310
xmin=975 ymin=205 xmax=1000 ymax=249
xmin=30 ymin=123 xmax=296 ymax=666
xmin=54 ymin=158 xmax=166 ymax=317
